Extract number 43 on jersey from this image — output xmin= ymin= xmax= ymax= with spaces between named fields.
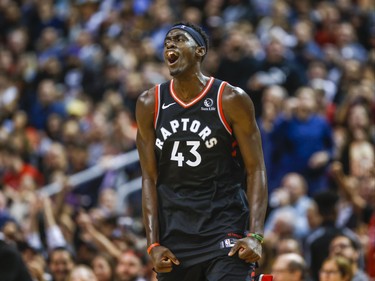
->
xmin=171 ymin=141 xmax=201 ymax=167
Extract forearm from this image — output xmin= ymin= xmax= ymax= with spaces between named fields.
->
xmin=246 ymin=170 xmax=268 ymax=234
xmin=331 ymin=166 xmax=366 ymax=212
xmin=43 ymin=200 xmax=56 ymax=228
xmin=142 ymin=178 xmax=159 ymax=245
xmin=87 ymin=226 xmax=121 ymax=259
xmin=25 ymin=208 xmax=39 ymax=237
xmin=53 ymin=185 xmax=69 ymax=223
xmin=25 ymin=214 xmax=43 ymax=250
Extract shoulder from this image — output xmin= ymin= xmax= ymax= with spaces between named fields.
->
xmin=136 ymin=86 xmax=157 ymax=127
xmin=220 ymin=83 xmax=255 ymax=124
xmin=221 ymin=83 xmax=250 ymax=104
xmin=137 ymin=86 xmax=157 ymax=109
xmin=137 ymin=80 xmax=171 ymax=109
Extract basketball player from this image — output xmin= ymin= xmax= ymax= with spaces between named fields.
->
xmin=136 ymin=22 xmax=268 ymax=281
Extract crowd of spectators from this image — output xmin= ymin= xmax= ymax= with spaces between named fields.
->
xmin=0 ymin=0 xmax=374 ymax=280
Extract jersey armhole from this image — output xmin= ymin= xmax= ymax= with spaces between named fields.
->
xmin=217 ymin=81 xmax=232 ymax=135
xmin=154 ymin=84 xmax=160 ymax=129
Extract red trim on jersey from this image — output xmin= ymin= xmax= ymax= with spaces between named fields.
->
xmin=170 ymin=77 xmax=214 ymax=108
xmin=231 ymin=140 xmax=238 ymax=157
xmin=217 ymin=81 xmax=232 ymax=134
xmin=154 ymin=85 xmax=160 ymax=129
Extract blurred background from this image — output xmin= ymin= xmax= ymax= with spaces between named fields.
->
xmin=0 ymin=0 xmax=374 ymax=281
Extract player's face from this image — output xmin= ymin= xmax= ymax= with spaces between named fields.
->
xmin=164 ymin=29 xmax=199 ymax=77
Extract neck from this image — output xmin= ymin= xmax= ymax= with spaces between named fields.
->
xmin=172 ymin=72 xmax=209 ymax=101
xmin=296 ymin=109 xmax=313 ymax=121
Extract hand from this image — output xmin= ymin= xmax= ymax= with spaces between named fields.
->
xmin=330 ymin=161 xmax=344 ymax=178
xmin=28 ymin=193 xmax=42 ymax=216
xmin=27 ymin=260 xmax=45 ymax=281
xmin=149 ymin=245 xmax=180 ymax=273
xmin=228 ymin=236 xmax=262 ymax=263
xmin=269 ymin=188 xmax=290 ymax=207
xmin=76 ymin=210 xmax=94 ymax=231
xmin=308 ymin=151 xmax=329 ymax=169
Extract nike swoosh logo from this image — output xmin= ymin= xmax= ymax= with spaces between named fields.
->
xmin=162 ymin=102 xmax=176 ymax=109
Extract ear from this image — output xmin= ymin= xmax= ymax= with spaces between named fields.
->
xmin=195 ymin=46 xmax=206 ymax=59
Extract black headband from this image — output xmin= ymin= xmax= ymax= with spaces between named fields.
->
xmin=168 ymin=24 xmax=207 ymax=49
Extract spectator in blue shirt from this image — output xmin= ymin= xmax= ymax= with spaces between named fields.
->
xmin=28 ymin=79 xmax=67 ymax=130
xmin=271 ymin=86 xmax=334 ymax=195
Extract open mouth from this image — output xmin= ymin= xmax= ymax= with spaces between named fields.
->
xmin=166 ymin=51 xmax=179 ymax=64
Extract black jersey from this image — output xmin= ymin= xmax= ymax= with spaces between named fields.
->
xmin=154 ymin=77 xmax=249 ymax=267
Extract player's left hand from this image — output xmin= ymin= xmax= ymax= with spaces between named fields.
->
xmin=228 ymin=236 xmax=262 ymax=263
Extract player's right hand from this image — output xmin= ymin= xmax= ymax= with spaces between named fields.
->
xmin=228 ymin=236 xmax=262 ymax=263
xmin=150 ymin=245 xmax=180 ymax=273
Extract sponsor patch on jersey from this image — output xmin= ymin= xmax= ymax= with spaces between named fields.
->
xmin=201 ymin=98 xmax=215 ymax=111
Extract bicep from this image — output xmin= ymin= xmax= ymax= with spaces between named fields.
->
xmin=223 ymin=88 xmax=265 ymax=172
xmin=136 ymin=91 xmax=158 ymax=181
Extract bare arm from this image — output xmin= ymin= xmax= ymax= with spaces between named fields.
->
xmin=330 ymin=161 xmax=367 ymax=214
xmin=42 ymin=196 xmax=67 ymax=250
xmin=136 ymin=88 xmax=159 ymax=247
xmin=76 ymin=211 xmax=121 ymax=259
xmin=24 ymin=195 xmax=43 ymax=251
xmin=224 ymin=85 xmax=268 ymax=262
xmin=136 ymin=88 xmax=179 ymax=272
xmin=52 ymin=178 xmax=71 ymax=224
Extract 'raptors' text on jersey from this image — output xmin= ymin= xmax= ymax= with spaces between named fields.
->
xmin=154 ymin=77 xmax=243 ymax=189
xmin=153 ymin=77 xmax=249 ymax=267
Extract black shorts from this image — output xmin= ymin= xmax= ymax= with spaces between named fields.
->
xmin=157 ymin=255 xmax=252 ymax=281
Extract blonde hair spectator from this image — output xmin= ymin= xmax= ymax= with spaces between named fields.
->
xmin=319 ymin=256 xmax=353 ymax=281
xmin=68 ymin=265 xmax=98 ymax=281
